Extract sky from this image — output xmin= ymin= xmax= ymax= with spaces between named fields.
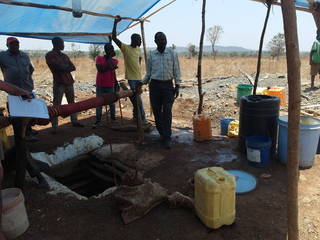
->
xmin=0 ymin=0 xmax=317 ymax=52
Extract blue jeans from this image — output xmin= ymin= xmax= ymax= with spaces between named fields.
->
xmin=96 ymin=86 xmax=115 ymax=121
xmin=128 ymin=80 xmax=146 ymax=120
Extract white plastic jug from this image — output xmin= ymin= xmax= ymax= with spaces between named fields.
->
xmin=1 ymin=188 xmax=29 ymax=239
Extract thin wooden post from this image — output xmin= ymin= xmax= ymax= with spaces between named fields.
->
xmin=253 ymin=0 xmax=272 ymax=95
xmin=140 ymin=21 xmax=153 ymax=117
xmin=140 ymin=21 xmax=148 ymax=67
xmin=196 ymin=0 xmax=206 ymax=115
xmin=280 ymin=1 xmax=301 ymax=239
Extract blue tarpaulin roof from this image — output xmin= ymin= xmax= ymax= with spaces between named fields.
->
xmin=0 ymin=0 xmax=161 ymax=44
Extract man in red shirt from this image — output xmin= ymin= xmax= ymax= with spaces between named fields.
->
xmin=45 ymin=37 xmax=83 ymax=133
xmin=93 ymin=43 xmax=118 ymax=127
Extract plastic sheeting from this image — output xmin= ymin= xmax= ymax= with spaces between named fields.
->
xmin=296 ymin=0 xmax=320 ymax=8
xmin=0 ymin=0 xmax=161 ymax=44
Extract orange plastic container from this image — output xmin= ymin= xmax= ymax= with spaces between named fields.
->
xmin=193 ymin=114 xmax=212 ymax=142
xmin=266 ymin=87 xmax=286 ymax=106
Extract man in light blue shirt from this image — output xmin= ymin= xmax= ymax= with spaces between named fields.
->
xmin=140 ymin=32 xmax=181 ymax=149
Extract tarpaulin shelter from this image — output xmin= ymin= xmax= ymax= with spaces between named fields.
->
xmin=0 ymin=0 xmax=161 ymax=44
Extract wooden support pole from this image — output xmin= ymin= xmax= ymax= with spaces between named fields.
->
xmin=306 ymin=0 xmax=320 ymax=32
xmin=253 ymin=0 xmax=272 ymax=95
xmin=280 ymin=1 xmax=301 ymax=239
xmin=140 ymin=21 xmax=148 ymax=69
xmin=196 ymin=0 xmax=206 ymax=115
xmin=140 ymin=21 xmax=153 ymax=117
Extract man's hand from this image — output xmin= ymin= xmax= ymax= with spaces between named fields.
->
xmin=115 ymin=15 xmax=122 ymax=23
xmin=11 ymin=87 xmax=30 ymax=98
xmin=174 ymin=85 xmax=180 ymax=99
xmin=136 ymin=81 xmax=143 ymax=95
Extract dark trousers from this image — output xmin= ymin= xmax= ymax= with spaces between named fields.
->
xmin=52 ymin=82 xmax=77 ymax=128
xmin=10 ymin=118 xmax=40 ymax=189
xmin=149 ymin=80 xmax=175 ymax=141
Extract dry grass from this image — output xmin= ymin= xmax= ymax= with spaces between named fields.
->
xmin=1 ymin=55 xmax=311 ymax=85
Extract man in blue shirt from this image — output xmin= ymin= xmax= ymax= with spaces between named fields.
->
xmin=140 ymin=32 xmax=181 ymax=149
xmin=0 ymin=37 xmax=48 ymax=189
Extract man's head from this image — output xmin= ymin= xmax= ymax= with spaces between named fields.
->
xmin=52 ymin=37 xmax=64 ymax=51
xmin=6 ymin=37 xmax=19 ymax=55
xmin=104 ymin=43 xmax=115 ymax=57
xmin=154 ymin=32 xmax=167 ymax=53
xmin=130 ymin=33 xmax=141 ymax=47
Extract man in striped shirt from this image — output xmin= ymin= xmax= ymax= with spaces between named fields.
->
xmin=140 ymin=32 xmax=181 ymax=149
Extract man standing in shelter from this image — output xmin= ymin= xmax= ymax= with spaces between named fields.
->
xmin=93 ymin=43 xmax=119 ymax=127
xmin=310 ymin=31 xmax=320 ymax=89
xmin=0 ymin=37 xmax=48 ymax=189
xmin=139 ymin=32 xmax=181 ymax=149
xmin=45 ymin=37 xmax=83 ymax=133
xmin=112 ymin=16 xmax=147 ymax=123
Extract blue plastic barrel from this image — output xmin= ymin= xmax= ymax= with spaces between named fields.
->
xmin=220 ymin=118 xmax=235 ymax=135
xmin=278 ymin=116 xmax=320 ymax=168
xmin=245 ymin=136 xmax=272 ymax=167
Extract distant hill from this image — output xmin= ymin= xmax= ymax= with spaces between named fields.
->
xmin=173 ymin=45 xmax=254 ymax=53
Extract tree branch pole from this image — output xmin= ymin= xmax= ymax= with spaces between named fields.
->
xmin=307 ymin=0 xmax=320 ymax=32
xmin=140 ymin=21 xmax=153 ymax=117
xmin=196 ymin=0 xmax=206 ymax=115
xmin=253 ymin=0 xmax=272 ymax=95
xmin=281 ymin=1 xmax=301 ymax=239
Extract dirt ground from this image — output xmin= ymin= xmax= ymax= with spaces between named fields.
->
xmin=1 ymin=55 xmax=319 ymax=239
xmin=0 ymin=74 xmax=316 ymax=240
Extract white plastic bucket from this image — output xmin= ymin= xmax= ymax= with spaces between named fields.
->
xmin=278 ymin=116 xmax=320 ymax=168
xmin=1 ymin=188 xmax=29 ymax=239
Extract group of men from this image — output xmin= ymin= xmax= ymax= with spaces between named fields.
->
xmin=112 ymin=16 xmax=181 ymax=149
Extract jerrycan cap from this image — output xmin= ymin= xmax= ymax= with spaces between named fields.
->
xmin=227 ymin=170 xmax=257 ymax=194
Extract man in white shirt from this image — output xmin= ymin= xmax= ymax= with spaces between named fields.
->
xmin=140 ymin=32 xmax=181 ymax=149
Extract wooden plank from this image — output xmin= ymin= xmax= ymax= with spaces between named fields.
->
xmin=251 ymin=0 xmax=311 ymax=13
xmin=0 ymin=0 xmax=140 ymax=20
xmin=5 ymin=32 xmax=111 ymax=36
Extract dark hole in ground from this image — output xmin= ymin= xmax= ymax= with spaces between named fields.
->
xmin=55 ymin=156 xmax=118 ymax=198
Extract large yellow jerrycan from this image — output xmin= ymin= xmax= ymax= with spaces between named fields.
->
xmin=194 ymin=167 xmax=236 ymax=229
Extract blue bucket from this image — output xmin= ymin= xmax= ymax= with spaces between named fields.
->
xmin=246 ymin=136 xmax=272 ymax=167
xmin=278 ymin=116 xmax=320 ymax=168
xmin=220 ymin=118 xmax=235 ymax=135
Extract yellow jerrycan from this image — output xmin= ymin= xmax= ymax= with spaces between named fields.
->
xmin=194 ymin=167 xmax=236 ymax=229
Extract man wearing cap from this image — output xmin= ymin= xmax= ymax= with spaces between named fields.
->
xmin=45 ymin=37 xmax=83 ymax=133
xmin=0 ymin=37 xmax=48 ymax=189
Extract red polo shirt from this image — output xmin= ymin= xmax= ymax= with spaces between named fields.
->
xmin=96 ymin=56 xmax=118 ymax=87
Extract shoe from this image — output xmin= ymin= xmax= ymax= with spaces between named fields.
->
xmin=163 ymin=140 xmax=172 ymax=149
xmin=92 ymin=121 xmax=101 ymax=129
xmin=72 ymin=122 xmax=84 ymax=127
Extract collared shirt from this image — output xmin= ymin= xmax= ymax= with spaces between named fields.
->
xmin=0 ymin=50 xmax=34 ymax=91
xmin=95 ymin=56 xmax=118 ymax=87
xmin=142 ymin=48 xmax=181 ymax=85
xmin=120 ymin=43 xmax=142 ymax=80
xmin=45 ymin=50 xmax=75 ymax=85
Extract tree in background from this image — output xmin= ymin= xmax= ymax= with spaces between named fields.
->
xmin=171 ymin=44 xmax=176 ymax=50
xmin=187 ymin=44 xmax=197 ymax=58
xmin=206 ymin=25 xmax=223 ymax=58
xmin=89 ymin=44 xmax=103 ymax=60
xmin=70 ymin=43 xmax=84 ymax=58
xmin=267 ymin=33 xmax=285 ymax=60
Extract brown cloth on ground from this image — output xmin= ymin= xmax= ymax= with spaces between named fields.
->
xmin=167 ymin=191 xmax=195 ymax=210
xmin=113 ymin=179 xmax=168 ymax=224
